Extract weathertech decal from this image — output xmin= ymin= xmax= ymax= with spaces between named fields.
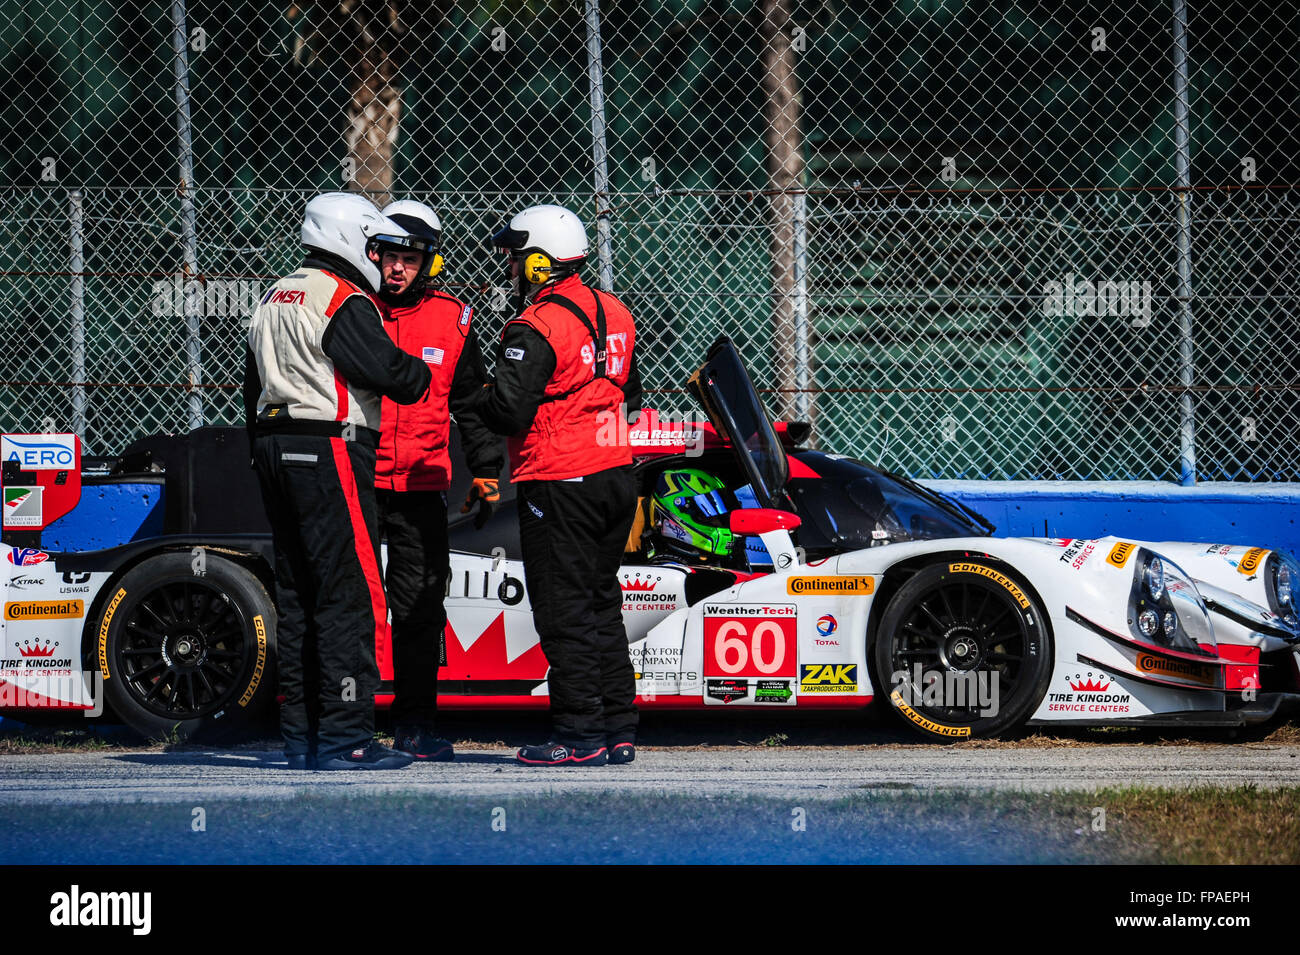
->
xmin=1107 ymin=542 xmax=1135 ymax=568
xmin=889 ymin=689 xmax=971 ymax=738
xmin=947 ymin=563 xmax=1030 ymax=609
xmin=1237 ymin=547 xmax=1268 ymax=576
xmin=4 ymin=600 xmax=83 ymax=620
xmin=97 ymin=587 xmax=127 ymax=679
xmin=799 ymin=663 xmax=858 ymax=693
xmin=237 ymin=614 xmax=268 ymax=707
xmin=786 ymin=575 xmax=874 ymax=595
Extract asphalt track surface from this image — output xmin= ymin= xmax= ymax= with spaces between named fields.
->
xmin=3 ymin=743 xmax=1300 ymax=804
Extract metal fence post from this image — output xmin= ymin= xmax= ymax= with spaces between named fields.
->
xmin=171 ymin=0 xmax=203 ymax=429
xmin=792 ymin=191 xmax=811 ymax=424
xmin=1172 ymin=0 xmax=1197 ymax=485
xmin=68 ymin=189 xmax=86 ymax=438
xmin=583 ymin=0 xmax=615 ymax=293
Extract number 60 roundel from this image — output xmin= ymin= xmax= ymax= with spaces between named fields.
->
xmin=703 ymin=607 xmax=798 ymax=678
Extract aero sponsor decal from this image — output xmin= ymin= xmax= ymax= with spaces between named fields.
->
xmin=1107 ymin=541 xmax=1136 ymax=568
xmin=786 ymin=575 xmax=874 ymax=595
xmin=1135 ymin=653 xmax=1218 ymax=686
xmin=947 ymin=563 xmax=1030 ymax=609
xmin=237 ymin=614 xmax=268 ymax=707
xmin=889 ymin=689 xmax=971 ymax=738
xmin=1237 ymin=547 xmax=1268 ymax=577
xmin=4 ymin=600 xmax=84 ymax=620
xmin=97 ymin=587 xmax=127 ymax=679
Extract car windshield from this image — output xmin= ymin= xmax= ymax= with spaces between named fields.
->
xmin=788 ymin=452 xmax=991 ymax=555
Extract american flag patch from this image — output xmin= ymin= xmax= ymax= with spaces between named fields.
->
xmin=422 ymin=346 xmax=444 ymax=365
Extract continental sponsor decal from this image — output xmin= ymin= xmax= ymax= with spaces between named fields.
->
xmin=1135 ymin=652 xmax=1218 ymax=686
xmin=889 ymin=689 xmax=971 ymax=738
xmin=1237 ymin=547 xmax=1268 ymax=577
xmin=1107 ymin=542 xmax=1136 ymax=568
xmin=947 ymin=563 xmax=1030 ymax=609
xmin=237 ymin=614 xmax=268 ymax=707
xmin=799 ymin=663 xmax=858 ymax=693
xmin=97 ymin=587 xmax=127 ymax=679
xmin=786 ymin=575 xmax=874 ymax=595
xmin=4 ymin=599 xmax=83 ymax=620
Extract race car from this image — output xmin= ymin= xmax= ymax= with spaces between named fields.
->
xmin=3 ymin=339 xmax=1298 ymax=740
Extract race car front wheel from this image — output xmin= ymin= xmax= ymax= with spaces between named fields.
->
xmin=93 ymin=552 xmax=277 ymax=741
xmin=874 ymin=559 xmax=1052 ymax=740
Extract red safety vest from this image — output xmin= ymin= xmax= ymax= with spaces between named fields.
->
xmin=375 ymin=290 xmax=474 ymax=492
xmin=506 ymin=275 xmax=636 ymax=482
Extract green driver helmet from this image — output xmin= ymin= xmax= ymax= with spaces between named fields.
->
xmin=651 ymin=468 xmax=736 ymax=557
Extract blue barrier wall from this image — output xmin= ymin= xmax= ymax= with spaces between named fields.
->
xmin=41 ymin=482 xmax=163 ymax=552
xmin=924 ymin=481 xmax=1300 ymax=557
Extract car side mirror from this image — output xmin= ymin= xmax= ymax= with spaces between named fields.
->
xmin=730 ymin=509 xmax=802 ymax=569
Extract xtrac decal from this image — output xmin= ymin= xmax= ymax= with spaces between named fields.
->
xmin=786 ymin=575 xmax=874 ymax=595
xmin=703 ymin=604 xmax=797 ymax=679
xmin=799 ymin=663 xmax=858 ymax=694
xmin=947 ymin=563 xmax=1030 ymax=609
xmin=888 ymin=690 xmax=971 ymax=738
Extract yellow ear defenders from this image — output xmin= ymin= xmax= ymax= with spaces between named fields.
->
xmin=523 ymin=251 xmax=553 ymax=285
xmin=426 ymin=252 xmax=444 ymax=279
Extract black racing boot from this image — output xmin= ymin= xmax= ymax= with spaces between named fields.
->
xmin=317 ymin=740 xmax=414 ymax=771
xmin=394 ymin=726 xmax=455 ymax=762
xmin=516 ymin=741 xmax=608 ymax=766
xmin=607 ymin=741 xmax=636 ymax=765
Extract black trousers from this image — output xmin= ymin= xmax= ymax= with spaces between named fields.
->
xmin=377 ymin=489 xmax=449 ymax=730
xmin=517 ymin=465 xmax=639 ymax=749
xmin=253 ymin=432 xmax=385 ymax=761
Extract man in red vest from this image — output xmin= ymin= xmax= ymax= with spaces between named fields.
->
xmin=475 ymin=204 xmax=641 ymax=766
xmin=370 ymin=199 xmax=503 ymax=762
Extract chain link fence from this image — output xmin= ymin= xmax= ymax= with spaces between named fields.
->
xmin=1 ymin=0 xmax=1296 ymax=480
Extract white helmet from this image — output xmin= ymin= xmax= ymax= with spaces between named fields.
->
xmin=490 ymin=204 xmax=588 ymax=286
xmin=300 ymin=191 xmax=407 ymax=292
xmin=379 ymin=199 xmax=444 ymax=280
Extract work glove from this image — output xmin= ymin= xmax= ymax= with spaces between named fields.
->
xmin=462 ymin=476 xmax=501 ymax=530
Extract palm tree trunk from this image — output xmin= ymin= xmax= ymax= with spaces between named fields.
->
xmin=344 ymin=12 xmax=401 ymax=206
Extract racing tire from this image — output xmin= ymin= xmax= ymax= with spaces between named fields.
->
xmin=874 ymin=559 xmax=1052 ymax=741
xmin=92 ymin=552 xmax=277 ymax=742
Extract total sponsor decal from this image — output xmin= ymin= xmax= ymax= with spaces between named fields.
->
xmin=3 ymin=486 xmax=42 ymax=527
xmin=1 ymin=639 xmax=74 ymax=671
xmin=620 ymin=573 xmax=680 ymax=612
xmin=1135 ymin=652 xmax=1218 ymax=687
xmin=799 ymin=663 xmax=858 ymax=694
xmin=786 ymin=575 xmax=874 ymax=595
xmin=1046 ymin=671 xmax=1132 ymax=713
xmin=6 ymin=547 xmax=49 ymax=567
xmin=947 ymin=563 xmax=1030 ymax=609
xmin=706 ymin=678 xmax=749 ymax=703
xmin=813 ymin=613 xmax=841 ymax=648
xmin=1237 ymin=547 xmax=1268 ymax=577
xmin=4 ymin=599 xmax=83 ymax=621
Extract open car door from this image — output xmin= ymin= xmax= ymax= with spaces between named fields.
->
xmin=686 ymin=337 xmax=790 ymax=509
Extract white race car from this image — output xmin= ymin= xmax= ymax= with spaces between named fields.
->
xmin=3 ymin=339 xmax=1298 ymax=740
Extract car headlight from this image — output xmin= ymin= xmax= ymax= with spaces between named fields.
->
xmin=1145 ymin=557 xmax=1166 ymax=601
xmin=1265 ymin=552 xmax=1300 ymax=627
xmin=1130 ymin=549 xmax=1213 ymax=652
